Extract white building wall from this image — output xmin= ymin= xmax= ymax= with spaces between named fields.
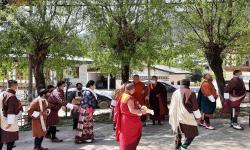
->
xmin=63 ymin=64 xmax=88 ymax=86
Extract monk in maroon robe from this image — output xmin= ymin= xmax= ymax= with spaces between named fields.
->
xmin=132 ymin=75 xmax=147 ymax=126
xmin=149 ymin=76 xmax=167 ymax=125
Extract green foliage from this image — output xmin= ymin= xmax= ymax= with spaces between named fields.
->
xmin=0 ymin=1 xmax=86 ymax=82
xmin=175 ymin=0 xmax=250 ymax=55
xmin=83 ymin=0 xmax=173 ymax=77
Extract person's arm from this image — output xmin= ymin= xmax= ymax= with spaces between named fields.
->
xmin=127 ymin=99 xmax=144 ymax=116
xmin=28 ymin=102 xmax=41 ymax=119
xmin=6 ymin=96 xmax=19 ymax=129
xmin=84 ymin=91 xmax=95 ymax=108
xmin=225 ymin=79 xmax=235 ymax=93
xmin=190 ymin=92 xmax=201 ymax=120
xmin=201 ymin=83 xmax=215 ymax=102
xmin=55 ymin=91 xmax=76 ymax=110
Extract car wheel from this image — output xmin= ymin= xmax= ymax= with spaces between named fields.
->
xmin=98 ymin=100 xmax=110 ymax=109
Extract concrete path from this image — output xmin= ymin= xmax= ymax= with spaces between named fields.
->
xmin=4 ymin=116 xmax=250 ymax=150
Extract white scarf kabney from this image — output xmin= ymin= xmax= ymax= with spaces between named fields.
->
xmin=29 ymin=97 xmax=48 ymax=132
xmin=0 ymin=92 xmax=19 ymax=132
xmin=169 ymin=89 xmax=199 ymax=133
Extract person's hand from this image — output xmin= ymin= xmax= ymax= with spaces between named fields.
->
xmin=73 ymin=105 xmax=79 ymax=111
xmin=196 ymin=118 xmax=201 ymax=123
xmin=141 ymin=106 xmax=148 ymax=111
xmin=88 ymin=112 xmax=93 ymax=118
xmin=145 ymin=96 xmax=149 ymax=101
xmin=141 ymin=110 xmax=148 ymax=115
xmin=6 ymin=124 xmax=12 ymax=129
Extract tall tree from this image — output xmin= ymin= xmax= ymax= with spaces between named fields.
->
xmin=82 ymin=0 xmax=172 ymax=83
xmin=176 ymin=0 xmax=250 ymax=101
xmin=0 ymin=0 xmax=86 ymax=92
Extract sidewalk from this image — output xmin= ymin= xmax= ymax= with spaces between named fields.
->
xmin=5 ymin=116 xmax=250 ymax=150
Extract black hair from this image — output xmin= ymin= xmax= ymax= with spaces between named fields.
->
xmin=233 ymin=70 xmax=241 ymax=75
xmin=152 ymin=76 xmax=158 ymax=80
xmin=181 ymin=79 xmax=190 ymax=87
xmin=8 ymin=80 xmax=18 ymax=88
xmin=57 ymin=80 xmax=66 ymax=87
xmin=133 ymin=74 xmax=139 ymax=78
xmin=203 ymin=73 xmax=209 ymax=79
xmin=39 ymin=89 xmax=49 ymax=97
xmin=125 ymin=83 xmax=134 ymax=91
xmin=47 ymin=85 xmax=55 ymax=89
xmin=76 ymin=83 xmax=82 ymax=87
xmin=86 ymin=80 xmax=95 ymax=88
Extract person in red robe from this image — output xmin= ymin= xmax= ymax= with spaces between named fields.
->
xmin=115 ymin=83 xmax=148 ymax=150
xmin=132 ymin=75 xmax=147 ymax=126
xmin=224 ymin=70 xmax=246 ymax=130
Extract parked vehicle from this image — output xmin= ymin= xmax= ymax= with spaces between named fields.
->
xmin=142 ymin=80 xmax=177 ymax=103
xmin=66 ymin=87 xmax=111 ymax=109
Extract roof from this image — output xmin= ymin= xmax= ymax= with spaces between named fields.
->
xmin=152 ymin=65 xmax=191 ymax=74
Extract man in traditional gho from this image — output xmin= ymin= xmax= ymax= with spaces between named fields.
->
xmin=169 ymin=79 xmax=201 ymax=150
xmin=47 ymin=81 xmax=77 ymax=142
xmin=197 ymin=73 xmax=217 ymax=130
xmin=71 ymin=83 xmax=83 ymax=130
xmin=132 ymin=75 xmax=147 ymax=126
xmin=0 ymin=80 xmax=23 ymax=150
xmin=224 ymin=70 xmax=246 ymax=130
xmin=28 ymin=89 xmax=50 ymax=150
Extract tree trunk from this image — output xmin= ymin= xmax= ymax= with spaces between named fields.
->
xmin=31 ymin=46 xmax=48 ymax=95
xmin=121 ymin=62 xmax=130 ymax=84
xmin=205 ymin=48 xmax=225 ymax=104
xmin=28 ymin=54 xmax=33 ymax=102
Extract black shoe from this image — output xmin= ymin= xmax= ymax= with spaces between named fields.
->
xmin=51 ymin=137 xmax=63 ymax=143
xmin=152 ymin=120 xmax=155 ymax=125
xmin=158 ymin=121 xmax=163 ymax=125
xmin=45 ymin=134 xmax=52 ymax=139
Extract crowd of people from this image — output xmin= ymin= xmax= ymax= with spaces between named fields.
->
xmin=0 ymin=69 xmax=247 ymax=150
xmin=169 ymin=69 xmax=247 ymax=150
xmin=0 ymin=80 xmax=97 ymax=150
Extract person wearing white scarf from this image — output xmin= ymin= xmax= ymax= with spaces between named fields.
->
xmin=169 ymin=79 xmax=201 ymax=150
xmin=28 ymin=89 xmax=50 ymax=150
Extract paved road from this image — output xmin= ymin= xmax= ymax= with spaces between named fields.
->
xmin=4 ymin=116 xmax=250 ymax=150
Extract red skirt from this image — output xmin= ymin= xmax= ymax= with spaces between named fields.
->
xmin=75 ymin=108 xmax=94 ymax=141
xmin=119 ymin=114 xmax=142 ymax=149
